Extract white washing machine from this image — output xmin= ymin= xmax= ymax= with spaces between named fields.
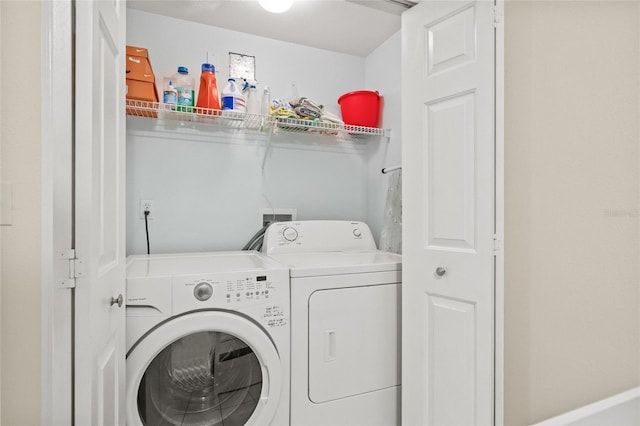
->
xmin=125 ymin=251 xmax=290 ymax=426
xmin=262 ymin=220 xmax=402 ymax=426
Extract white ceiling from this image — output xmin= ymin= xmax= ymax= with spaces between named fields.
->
xmin=127 ymin=0 xmax=404 ymax=57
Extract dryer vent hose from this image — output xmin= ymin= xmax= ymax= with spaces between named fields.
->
xmin=241 ymin=222 xmax=272 ymax=251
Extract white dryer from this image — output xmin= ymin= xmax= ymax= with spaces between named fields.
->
xmin=262 ymin=220 xmax=402 ymax=426
xmin=125 ymin=251 xmax=290 ymax=426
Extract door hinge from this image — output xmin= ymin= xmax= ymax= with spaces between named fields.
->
xmin=60 ymin=249 xmax=84 ymax=288
xmin=493 ymin=234 xmax=503 ymax=254
xmin=493 ymin=5 xmax=503 ymax=28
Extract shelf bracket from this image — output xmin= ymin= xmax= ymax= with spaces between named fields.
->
xmin=261 ymin=118 xmax=275 ymax=172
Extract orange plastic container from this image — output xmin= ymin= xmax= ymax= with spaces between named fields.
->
xmin=196 ymin=63 xmax=221 ymax=112
xmin=337 ymin=90 xmax=380 ymax=127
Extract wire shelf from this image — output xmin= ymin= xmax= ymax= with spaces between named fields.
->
xmin=125 ymin=99 xmax=387 ymax=138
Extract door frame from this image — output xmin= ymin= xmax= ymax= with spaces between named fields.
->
xmin=495 ymin=1 xmax=505 ymax=423
xmin=40 ymin=1 xmax=506 ymax=423
xmin=41 ymin=0 xmax=74 ymax=424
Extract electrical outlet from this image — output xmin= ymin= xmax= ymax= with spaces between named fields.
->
xmin=140 ymin=199 xmax=154 ymax=219
xmin=259 ymin=208 xmax=297 ymax=227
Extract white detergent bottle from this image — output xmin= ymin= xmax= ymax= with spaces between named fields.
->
xmin=221 ymin=78 xmax=246 ymax=112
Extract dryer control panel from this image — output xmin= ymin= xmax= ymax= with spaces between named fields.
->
xmin=262 ymin=220 xmax=377 ymax=254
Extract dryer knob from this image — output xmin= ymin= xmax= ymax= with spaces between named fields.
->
xmin=194 ymin=282 xmax=213 ymax=301
xmin=282 ymin=226 xmax=298 ymax=242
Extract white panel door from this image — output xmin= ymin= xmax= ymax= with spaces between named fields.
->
xmin=402 ymin=1 xmax=498 ymax=425
xmin=74 ymin=0 xmax=126 ymax=424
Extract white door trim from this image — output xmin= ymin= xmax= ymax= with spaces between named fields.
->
xmin=495 ymin=1 xmax=505 ymax=424
xmin=40 ymin=0 xmax=74 ymax=424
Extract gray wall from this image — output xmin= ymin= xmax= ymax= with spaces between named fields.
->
xmin=0 ymin=1 xmax=42 ymax=424
xmin=504 ymin=2 xmax=640 ymax=424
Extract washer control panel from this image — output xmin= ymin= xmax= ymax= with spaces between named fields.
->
xmin=172 ymin=269 xmax=288 ymax=312
xmin=262 ymin=220 xmax=377 ymax=254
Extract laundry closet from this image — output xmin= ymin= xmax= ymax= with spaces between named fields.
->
xmin=124 ymin=6 xmax=402 ymax=255
xmin=122 ymin=5 xmax=404 ymax=426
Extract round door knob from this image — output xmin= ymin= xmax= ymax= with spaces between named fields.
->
xmin=435 ymin=267 xmax=447 ymax=277
xmin=110 ymin=294 xmax=123 ymax=307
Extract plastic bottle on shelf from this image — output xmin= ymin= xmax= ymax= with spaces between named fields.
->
xmin=221 ymin=78 xmax=246 ymax=112
xmin=246 ymin=85 xmax=260 ymax=115
xmin=173 ymin=66 xmax=195 ymax=113
xmin=163 ymin=79 xmax=177 ymax=106
xmin=260 ymin=86 xmax=271 ymax=116
xmin=195 ymin=63 xmax=220 ymax=113
xmin=240 ymin=78 xmax=250 ymax=94
xmin=245 ymin=85 xmax=261 ymax=128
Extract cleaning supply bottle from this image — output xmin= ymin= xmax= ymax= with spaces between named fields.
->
xmin=245 ymin=85 xmax=261 ymax=128
xmin=221 ymin=78 xmax=246 ymax=112
xmin=241 ymin=78 xmax=250 ymax=94
xmin=163 ymin=79 xmax=177 ymax=106
xmin=195 ymin=63 xmax=220 ymax=112
xmin=174 ymin=66 xmax=195 ymax=113
xmin=261 ymin=86 xmax=271 ymax=116
xmin=246 ymin=85 xmax=260 ymax=115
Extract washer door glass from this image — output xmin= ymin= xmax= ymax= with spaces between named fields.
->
xmin=137 ymin=331 xmax=262 ymax=426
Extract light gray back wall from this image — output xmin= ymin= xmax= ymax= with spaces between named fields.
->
xmin=126 ymin=9 xmax=383 ymax=254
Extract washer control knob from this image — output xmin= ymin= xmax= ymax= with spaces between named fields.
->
xmin=194 ymin=282 xmax=213 ymax=301
xmin=282 ymin=227 xmax=298 ymax=242
xmin=353 ymin=229 xmax=362 ymax=238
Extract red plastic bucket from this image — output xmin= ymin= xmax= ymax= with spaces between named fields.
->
xmin=337 ymin=90 xmax=380 ymax=127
